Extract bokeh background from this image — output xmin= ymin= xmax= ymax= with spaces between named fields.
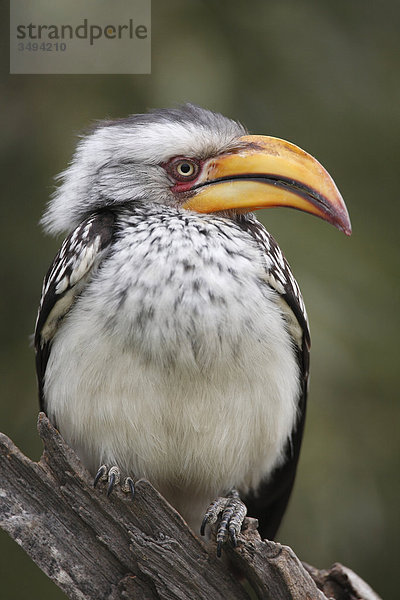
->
xmin=1 ymin=0 xmax=399 ymax=598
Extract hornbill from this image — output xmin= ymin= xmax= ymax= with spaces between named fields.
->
xmin=35 ymin=104 xmax=351 ymax=555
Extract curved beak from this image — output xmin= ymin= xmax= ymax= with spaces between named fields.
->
xmin=182 ymin=135 xmax=351 ymax=236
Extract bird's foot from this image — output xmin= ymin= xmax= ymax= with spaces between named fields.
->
xmin=201 ymin=489 xmax=247 ymax=557
xmin=93 ymin=464 xmax=135 ymax=499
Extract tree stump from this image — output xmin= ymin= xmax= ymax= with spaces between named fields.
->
xmin=0 ymin=413 xmax=382 ymax=600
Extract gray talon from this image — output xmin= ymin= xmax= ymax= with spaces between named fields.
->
xmin=107 ymin=466 xmax=121 ymax=496
xmin=122 ymin=476 xmax=135 ymax=499
xmin=201 ymin=489 xmax=247 ymax=556
xmin=94 ymin=465 xmax=134 ymax=499
xmin=201 ymin=496 xmax=228 ymax=534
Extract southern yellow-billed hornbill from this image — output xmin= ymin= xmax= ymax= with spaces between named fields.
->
xmin=35 ymin=105 xmax=351 ymax=555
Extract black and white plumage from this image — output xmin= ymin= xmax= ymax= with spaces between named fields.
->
xmin=35 ymin=105 xmax=350 ymax=546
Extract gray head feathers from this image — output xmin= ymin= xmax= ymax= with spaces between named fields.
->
xmin=42 ymin=104 xmax=246 ymax=236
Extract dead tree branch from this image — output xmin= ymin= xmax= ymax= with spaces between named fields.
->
xmin=0 ymin=414 xmax=381 ymax=600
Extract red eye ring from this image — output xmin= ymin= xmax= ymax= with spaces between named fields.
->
xmin=165 ymin=157 xmax=200 ymax=182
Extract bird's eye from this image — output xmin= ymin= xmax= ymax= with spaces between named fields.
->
xmin=167 ymin=158 xmax=200 ymax=182
xmin=177 ymin=161 xmax=195 ymax=177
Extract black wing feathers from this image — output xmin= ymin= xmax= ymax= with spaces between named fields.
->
xmin=236 ymin=215 xmax=310 ymax=540
xmin=34 ymin=211 xmax=115 ymax=411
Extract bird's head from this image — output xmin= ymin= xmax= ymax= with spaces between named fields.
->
xmin=43 ymin=104 xmax=351 ymax=237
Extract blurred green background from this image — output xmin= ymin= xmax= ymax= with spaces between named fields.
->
xmin=1 ymin=0 xmax=399 ymax=598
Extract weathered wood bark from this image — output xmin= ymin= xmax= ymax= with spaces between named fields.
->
xmin=0 ymin=413 xmax=382 ymax=600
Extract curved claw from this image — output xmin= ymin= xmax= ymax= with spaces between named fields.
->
xmin=123 ymin=477 xmax=135 ymax=500
xmin=107 ymin=472 xmax=116 ymax=496
xmin=94 ymin=464 xmax=107 ymax=487
xmin=107 ymin=466 xmax=121 ymax=496
xmin=127 ymin=477 xmax=135 ymax=500
xmin=200 ymin=515 xmax=209 ymax=537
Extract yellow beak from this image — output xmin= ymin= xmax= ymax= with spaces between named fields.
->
xmin=182 ymin=135 xmax=351 ymax=235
